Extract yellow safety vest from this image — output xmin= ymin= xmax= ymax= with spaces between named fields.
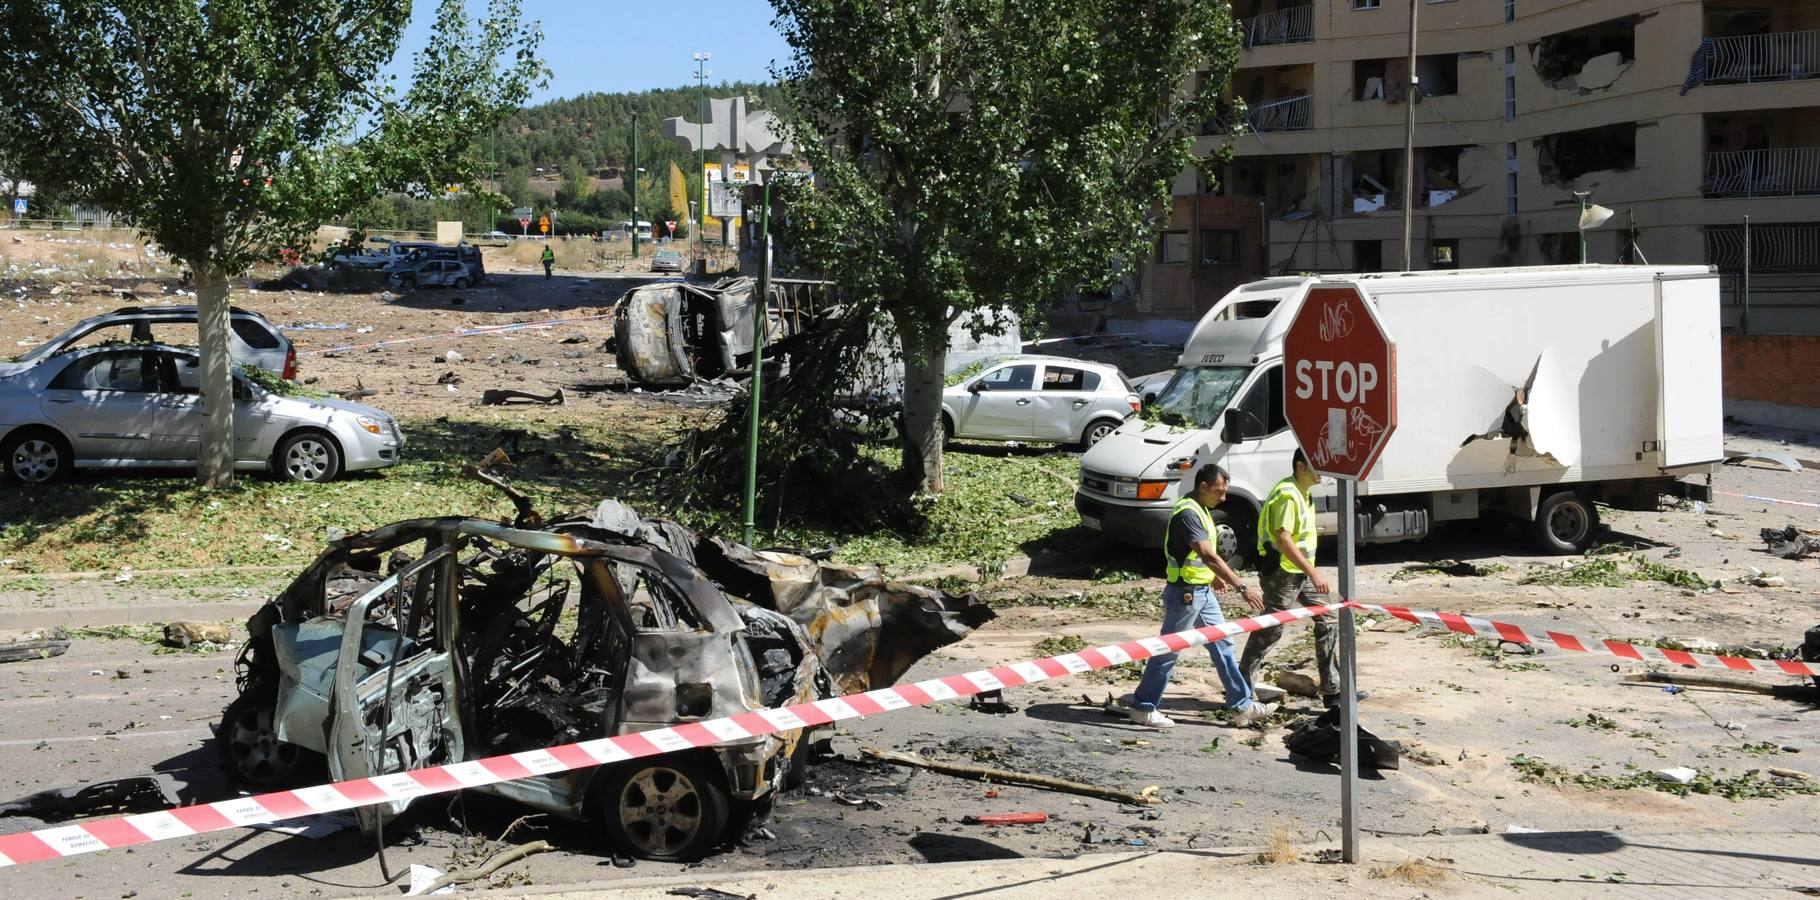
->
xmin=1258 ymin=477 xmax=1317 ymax=574
xmin=1163 ymin=496 xmax=1217 ymax=585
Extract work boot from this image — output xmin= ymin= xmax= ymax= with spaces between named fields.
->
xmin=1232 ymin=701 xmax=1278 ymax=726
xmin=1128 ymin=708 xmax=1177 ymax=729
xmin=1321 ymin=690 xmax=1371 ymax=709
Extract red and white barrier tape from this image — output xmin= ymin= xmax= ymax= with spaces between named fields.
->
xmin=1350 ymin=602 xmax=1819 ymax=678
xmin=2 ymin=598 xmax=1812 ymax=868
xmin=298 ymin=313 xmax=614 ymax=357
xmin=1715 ymin=489 xmax=1820 ymax=512
xmin=0 ymin=601 xmax=1341 ymax=868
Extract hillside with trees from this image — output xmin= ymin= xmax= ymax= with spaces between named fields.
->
xmin=342 ymin=82 xmax=783 ymax=236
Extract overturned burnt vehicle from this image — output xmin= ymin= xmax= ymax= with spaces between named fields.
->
xmin=613 ymin=276 xmax=835 ymax=387
xmin=216 ymin=496 xmax=990 ymax=860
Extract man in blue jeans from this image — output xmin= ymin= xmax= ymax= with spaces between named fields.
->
xmin=1129 ymin=464 xmax=1274 ymax=729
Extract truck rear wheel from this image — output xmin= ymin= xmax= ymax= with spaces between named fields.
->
xmin=1530 ymin=490 xmax=1599 ymax=555
xmin=1209 ymin=507 xmax=1258 ymax=570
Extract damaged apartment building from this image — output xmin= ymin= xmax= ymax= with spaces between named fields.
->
xmin=1124 ymin=0 xmax=1820 ymax=353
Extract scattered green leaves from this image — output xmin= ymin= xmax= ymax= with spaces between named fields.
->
xmin=1035 ymin=634 xmax=1090 ymax=657
xmin=1512 ymin=754 xmax=1820 ymax=800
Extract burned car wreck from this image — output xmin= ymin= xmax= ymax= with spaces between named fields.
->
xmin=613 ymin=276 xmax=835 ymax=387
xmin=216 ymin=497 xmax=990 ymax=861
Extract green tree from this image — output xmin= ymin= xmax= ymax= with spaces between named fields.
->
xmin=501 ymin=165 xmax=533 ymax=207
xmin=0 ymin=0 xmax=543 ymax=486
xmin=767 ymin=0 xmax=1238 ymax=491
xmin=556 ymin=156 xmax=592 ymax=207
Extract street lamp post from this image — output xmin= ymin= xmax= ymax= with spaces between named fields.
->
xmin=631 ymin=114 xmax=641 ymax=258
xmin=694 ymin=52 xmax=712 ymax=250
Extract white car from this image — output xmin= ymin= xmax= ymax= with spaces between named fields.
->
xmin=942 ymin=355 xmax=1138 ymax=449
xmin=1 ymin=343 xmax=402 ymax=484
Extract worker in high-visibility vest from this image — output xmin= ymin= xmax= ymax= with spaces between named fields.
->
xmin=1239 ymin=448 xmax=1365 ymax=709
xmin=1129 ymin=464 xmax=1272 ymax=729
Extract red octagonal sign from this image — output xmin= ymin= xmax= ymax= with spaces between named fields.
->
xmin=1283 ymin=282 xmax=1398 ymax=480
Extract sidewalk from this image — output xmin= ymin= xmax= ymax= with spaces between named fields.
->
xmin=457 ymin=829 xmax=1819 ymax=899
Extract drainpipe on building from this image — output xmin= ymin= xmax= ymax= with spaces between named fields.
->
xmin=1257 ymin=198 xmax=1270 ymax=277
xmin=1400 ymin=0 xmax=1419 ymax=272
xmin=1742 ymin=214 xmax=1752 ymax=336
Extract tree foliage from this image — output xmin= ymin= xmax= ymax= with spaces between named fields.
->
xmin=0 ymin=0 xmax=544 ymax=485
xmin=762 ymin=0 xmax=1240 ymax=492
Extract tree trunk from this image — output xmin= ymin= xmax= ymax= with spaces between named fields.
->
xmin=896 ymin=312 xmax=947 ymax=493
xmin=193 ymin=266 xmax=236 ymax=488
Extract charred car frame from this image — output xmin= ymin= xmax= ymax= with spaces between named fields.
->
xmin=217 ymin=497 xmax=988 ymax=861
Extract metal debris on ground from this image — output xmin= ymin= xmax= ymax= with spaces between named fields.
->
xmin=0 ymin=775 xmax=181 ymax=820
xmin=861 ymin=747 xmax=1160 ymax=806
xmin=666 ymin=889 xmax=754 ymax=900
xmin=161 ymin=621 xmax=231 ymax=649
xmin=1761 ymin=525 xmax=1820 ymax=561
xmin=480 ymin=387 xmax=564 ymax=406
xmin=962 ymin=812 xmax=1048 ymax=825
xmin=0 ymin=627 xmax=71 ymax=664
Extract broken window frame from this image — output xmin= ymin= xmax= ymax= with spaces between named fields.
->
xmin=1534 ymin=123 xmax=1639 ymax=185
xmin=1529 ymin=16 xmax=1638 ymax=90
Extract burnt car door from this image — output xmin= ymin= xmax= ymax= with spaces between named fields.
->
xmin=325 ymin=543 xmax=465 ymax=833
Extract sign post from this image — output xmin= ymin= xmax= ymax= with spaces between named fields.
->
xmin=1282 ymin=282 xmax=1397 ymax=865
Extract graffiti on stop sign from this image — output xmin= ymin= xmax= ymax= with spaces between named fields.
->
xmin=1294 ymin=357 xmax=1384 ymax=468
xmin=1283 ymin=284 xmax=1397 ymax=481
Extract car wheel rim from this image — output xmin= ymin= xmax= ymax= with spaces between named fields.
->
xmin=618 ymin=767 xmax=705 ymax=856
xmin=285 ymin=440 xmax=331 ymax=481
xmin=1088 ymin=424 xmax=1114 ymax=445
xmin=11 ymin=439 xmax=59 ymax=483
xmin=227 ymin=705 xmax=296 ymax=783
xmin=1549 ymin=502 xmax=1588 ymax=544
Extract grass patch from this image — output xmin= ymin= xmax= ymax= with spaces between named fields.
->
xmin=1034 ymin=634 xmax=1090 ymax=657
xmin=1511 ymin=754 xmax=1820 ymax=800
xmin=1255 ymin=821 xmax=1298 ymax=865
xmin=1519 ymin=551 xmax=1708 ymax=590
xmin=0 ymin=411 xmax=678 ymax=573
xmin=3 ymin=403 xmax=1093 ymax=580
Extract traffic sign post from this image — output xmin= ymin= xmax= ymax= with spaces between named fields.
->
xmin=1282 ymin=282 xmax=1397 ymax=865
xmin=518 ymin=216 xmax=530 ymax=234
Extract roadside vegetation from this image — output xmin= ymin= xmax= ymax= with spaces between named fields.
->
xmin=0 ymin=406 xmax=1091 ymax=577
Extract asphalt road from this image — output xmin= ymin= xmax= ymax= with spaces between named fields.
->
xmin=0 ymin=438 xmax=1817 ymax=897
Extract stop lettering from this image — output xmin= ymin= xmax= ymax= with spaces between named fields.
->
xmin=1293 ymin=359 xmax=1379 ymax=405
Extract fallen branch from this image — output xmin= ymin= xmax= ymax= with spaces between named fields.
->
xmin=1623 ymin=671 xmax=1783 ymax=696
xmin=861 ymin=746 xmax=1160 ymax=806
xmin=417 ymin=840 xmax=553 ymax=895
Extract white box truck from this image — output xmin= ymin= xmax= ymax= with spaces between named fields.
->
xmin=1075 ymin=265 xmax=1723 ymax=558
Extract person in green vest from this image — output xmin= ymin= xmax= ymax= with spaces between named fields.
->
xmin=540 ymin=243 xmax=555 ymax=279
xmin=1239 ymin=449 xmax=1364 ymax=709
xmin=1128 ymin=463 xmax=1272 ymax=729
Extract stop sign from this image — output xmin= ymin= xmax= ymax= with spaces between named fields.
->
xmin=1283 ymin=283 xmax=1398 ymax=480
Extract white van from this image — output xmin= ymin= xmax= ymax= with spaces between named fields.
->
xmin=1075 ymin=265 xmax=1723 ymax=559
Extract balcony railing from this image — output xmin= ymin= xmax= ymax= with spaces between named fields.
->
xmin=1703 ymin=147 xmax=1820 ymax=197
xmin=1707 ymin=30 xmax=1820 ymax=84
xmin=1242 ymin=6 xmax=1314 ymax=48
xmin=1245 ymin=96 xmax=1312 ymax=133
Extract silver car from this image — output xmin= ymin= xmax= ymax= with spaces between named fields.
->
xmin=0 ymin=305 xmax=295 ymax=380
xmin=941 ymin=355 xmax=1138 ymax=449
xmin=0 ymin=343 xmax=402 ymax=484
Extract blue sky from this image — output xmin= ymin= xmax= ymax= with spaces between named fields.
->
xmin=390 ymin=0 xmax=793 ymax=103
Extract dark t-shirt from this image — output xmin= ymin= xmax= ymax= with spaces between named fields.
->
xmin=1166 ymin=503 xmax=1209 ymax=567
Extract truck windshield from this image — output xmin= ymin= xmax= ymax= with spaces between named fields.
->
xmin=1152 ymin=366 xmax=1250 ymax=429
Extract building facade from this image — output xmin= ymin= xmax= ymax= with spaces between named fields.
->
xmin=1122 ymin=0 xmax=1820 ymax=342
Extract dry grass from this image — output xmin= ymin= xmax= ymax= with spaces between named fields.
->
xmin=1370 ymin=857 xmax=1450 ymax=888
xmin=1254 ymin=820 xmax=1299 ymax=866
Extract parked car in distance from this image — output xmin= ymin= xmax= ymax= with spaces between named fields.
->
xmin=0 ymin=305 xmax=295 ymax=380
xmin=1 ymin=343 xmax=402 ymax=484
xmin=942 ymin=355 xmax=1137 ymax=449
xmin=650 ymin=249 xmax=684 ymax=273
xmin=388 ymin=257 xmax=473 ymax=290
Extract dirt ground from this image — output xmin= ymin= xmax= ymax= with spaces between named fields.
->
xmin=1 ymin=232 xmax=1818 ymax=896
